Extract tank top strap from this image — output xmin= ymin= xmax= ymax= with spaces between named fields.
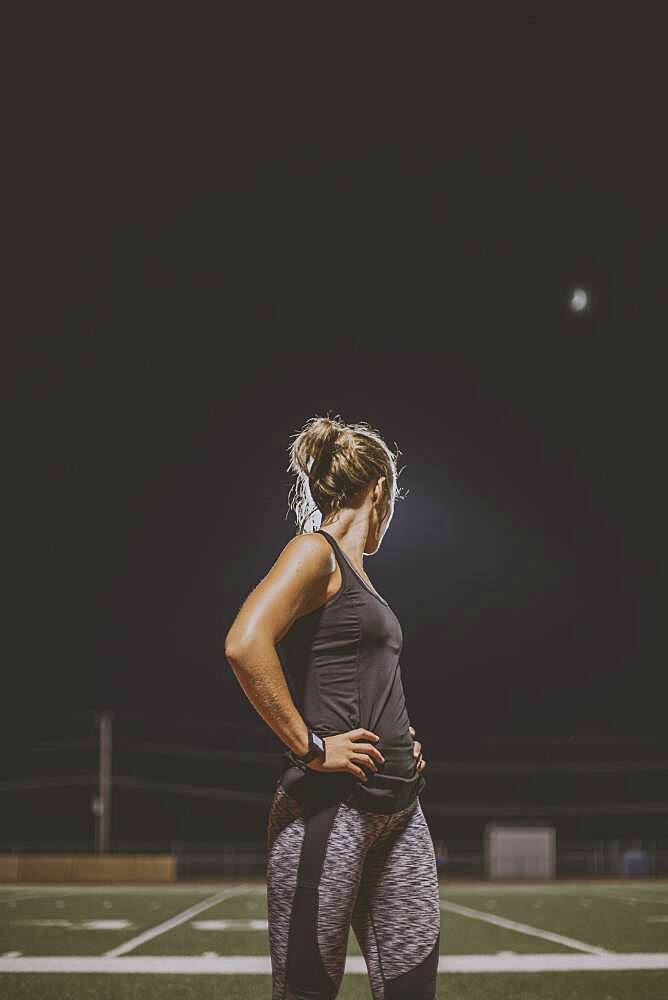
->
xmin=315 ymin=528 xmax=356 ymax=593
xmin=317 ymin=528 xmax=390 ymax=607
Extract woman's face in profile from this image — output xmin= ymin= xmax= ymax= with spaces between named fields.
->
xmin=381 ymin=493 xmax=395 ymax=536
xmin=366 ymin=488 xmax=394 ymax=554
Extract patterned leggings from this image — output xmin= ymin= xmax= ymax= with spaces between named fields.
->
xmin=266 ymin=780 xmax=441 ymax=999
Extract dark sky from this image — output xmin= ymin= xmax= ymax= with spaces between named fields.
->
xmin=6 ymin=11 xmax=667 ymax=743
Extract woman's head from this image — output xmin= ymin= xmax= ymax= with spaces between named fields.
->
xmin=286 ymin=413 xmax=408 ymax=539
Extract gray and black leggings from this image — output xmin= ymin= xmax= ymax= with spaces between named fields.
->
xmin=266 ymin=779 xmax=441 ymax=999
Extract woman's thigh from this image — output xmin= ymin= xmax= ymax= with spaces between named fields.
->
xmin=351 ymin=798 xmax=441 ymax=1000
xmin=266 ymin=782 xmax=388 ymax=1000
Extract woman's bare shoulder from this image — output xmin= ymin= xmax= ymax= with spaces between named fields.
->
xmin=225 ymin=532 xmax=334 ymax=651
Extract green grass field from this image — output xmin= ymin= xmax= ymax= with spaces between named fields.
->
xmin=1 ymin=880 xmax=667 ymax=999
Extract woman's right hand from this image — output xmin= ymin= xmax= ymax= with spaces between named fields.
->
xmin=306 ymin=728 xmax=385 ymax=781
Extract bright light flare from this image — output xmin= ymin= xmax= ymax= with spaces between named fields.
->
xmin=569 ymin=288 xmax=589 ymax=312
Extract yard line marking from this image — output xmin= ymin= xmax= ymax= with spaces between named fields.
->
xmin=1 ymin=952 xmax=22 ymax=958
xmin=0 ymin=892 xmax=77 ymax=906
xmin=1 ymin=953 xmax=668 ymax=974
xmin=0 ymin=885 xmax=266 ymax=903
xmin=436 ymin=954 xmax=668 ymax=973
xmin=192 ymin=919 xmax=268 ymax=930
xmin=594 ymin=890 xmax=668 ymax=906
xmin=12 ymin=920 xmax=73 ymax=927
xmin=104 ymin=884 xmax=256 ymax=957
xmin=11 ymin=919 xmax=134 ymax=930
xmin=440 ymin=900 xmax=609 ymax=955
xmin=1 ymin=884 xmax=264 ymax=895
xmin=85 ymin=920 xmax=133 ymax=930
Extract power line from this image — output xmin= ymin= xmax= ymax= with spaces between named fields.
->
xmin=1 ymin=773 xmax=665 ymax=818
xmin=3 ymin=737 xmax=668 ymax=773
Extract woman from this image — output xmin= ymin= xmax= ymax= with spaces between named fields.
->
xmin=225 ymin=414 xmax=441 ymax=1000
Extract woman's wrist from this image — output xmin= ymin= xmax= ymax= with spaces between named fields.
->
xmin=287 ymin=722 xmax=310 ymax=758
xmin=289 ymin=729 xmax=326 ymax=766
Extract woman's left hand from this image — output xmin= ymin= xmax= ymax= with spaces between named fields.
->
xmin=409 ymin=725 xmax=426 ymax=773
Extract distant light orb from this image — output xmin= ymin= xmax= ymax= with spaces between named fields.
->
xmin=569 ymin=288 xmax=589 ymax=312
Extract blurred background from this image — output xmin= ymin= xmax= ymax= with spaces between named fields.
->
xmin=4 ymin=8 xmax=667 ymax=883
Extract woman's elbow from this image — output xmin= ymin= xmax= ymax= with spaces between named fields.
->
xmin=224 ymin=631 xmax=246 ymax=664
xmin=224 ymin=629 xmax=271 ymax=665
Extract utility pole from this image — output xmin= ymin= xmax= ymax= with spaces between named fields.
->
xmin=94 ymin=710 xmax=112 ymax=854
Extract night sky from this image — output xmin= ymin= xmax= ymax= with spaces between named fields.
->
xmin=6 ymin=11 xmax=667 ymax=747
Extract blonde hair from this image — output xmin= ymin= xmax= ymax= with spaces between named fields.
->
xmin=286 ymin=412 xmax=408 ymax=535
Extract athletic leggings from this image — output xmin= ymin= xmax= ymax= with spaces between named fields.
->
xmin=266 ymin=779 xmax=441 ymax=999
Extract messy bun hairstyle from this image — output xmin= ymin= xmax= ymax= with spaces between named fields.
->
xmin=286 ymin=412 xmax=408 ymax=535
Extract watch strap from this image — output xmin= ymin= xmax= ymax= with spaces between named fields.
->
xmin=289 ymin=729 xmax=326 ymax=768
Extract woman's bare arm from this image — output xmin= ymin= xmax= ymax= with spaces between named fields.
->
xmin=226 ymin=636 xmax=311 ymax=755
xmin=224 ymin=533 xmax=335 ymax=756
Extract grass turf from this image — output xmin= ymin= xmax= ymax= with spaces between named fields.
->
xmin=1 ymin=971 xmax=668 ymax=1000
xmin=1 ymin=881 xmax=667 ymax=999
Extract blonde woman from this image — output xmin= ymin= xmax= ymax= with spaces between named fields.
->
xmin=225 ymin=414 xmax=440 ymax=1000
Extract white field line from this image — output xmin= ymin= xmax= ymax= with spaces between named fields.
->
xmin=192 ymin=919 xmax=268 ymax=930
xmin=11 ymin=919 xmax=134 ymax=930
xmin=0 ymin=888 xmax=236 ymax=908
xmin=0 ymin=884 xmax=266 ymax=895
xmin=0 ymin=892 xmax=79 ymax=906
xmin=440 ymin=900 xmax=609 ymax=955
xmin=104 ymin=884 xmax=257 ymax=957
xmin=1 ymin=954 xmax=668 ymax=974
xmin=593 ymin=890 xmax=668 ymax=906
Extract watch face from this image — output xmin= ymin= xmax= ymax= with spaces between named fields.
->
xmin=312 ymin=733 xmax=324 ymax=753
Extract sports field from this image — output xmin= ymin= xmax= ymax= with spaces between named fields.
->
xmin=1 ymin=879 xmax=667 ymax=999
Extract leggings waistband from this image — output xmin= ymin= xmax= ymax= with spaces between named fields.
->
xmin=279 ymin=760 xmax=425 ymax=816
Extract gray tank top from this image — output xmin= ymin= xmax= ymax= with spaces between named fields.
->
xmin=277 ymin=528 xmax=424 ymax=812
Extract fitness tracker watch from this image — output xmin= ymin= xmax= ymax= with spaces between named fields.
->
xmin=287 ymin=729 xmax=326 ymax=771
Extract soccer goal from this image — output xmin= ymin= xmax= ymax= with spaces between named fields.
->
xmin=485 ymin=823 xmax=556 ymax=880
